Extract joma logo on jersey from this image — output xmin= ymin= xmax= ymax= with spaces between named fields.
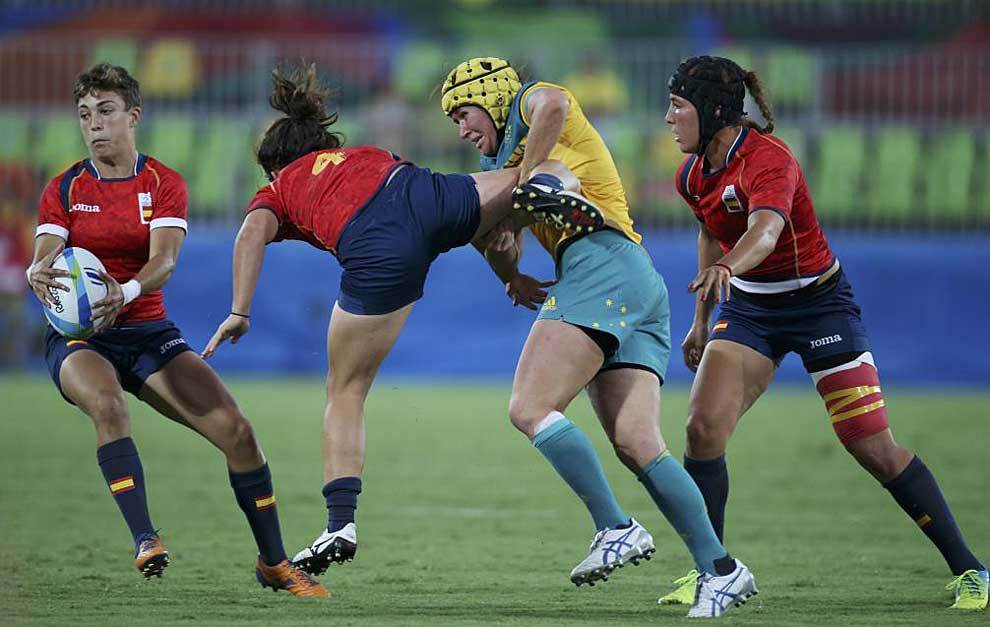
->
xmin=722 ymin=185 xmax=743 ymax=213
xmin=137 ymin=192 xmax=153 ymax=223
xmin=810 ymin=334 xmax=843 ymax=349
xmin=70 ymin=203 xmax=101 ymax=213
xmin=312 ymin=151 xmax=346 ymax=175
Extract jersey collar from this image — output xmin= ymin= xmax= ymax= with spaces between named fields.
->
xmin=84 ymin=152 xmax=146 ymax=181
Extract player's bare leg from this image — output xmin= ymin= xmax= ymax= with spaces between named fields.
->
xmin=469 ymin=167 xmax=521 ymax=236
xmin=590 ymin=367 xmax=753 ymax=614
xmin=510 ymin=320 xmax=653 ymax=586
xmin=140 ymin=353 xmax=326 ymax=597
xmin=659 ymin=340 xmax=773 ymax=604
xmin=810 ymin=353 xmax=987 ymax=608
xmin=60 ymin=350 xmax=167 ymax=578
xmin=294 ymin=301 xmax=413 ymax=575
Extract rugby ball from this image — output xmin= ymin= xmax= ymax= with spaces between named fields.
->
xmin=43 ymin=247 xmax=108 ymax=339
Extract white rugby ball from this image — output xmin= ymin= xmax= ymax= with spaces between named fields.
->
xmin=44 ymin=247 xmax=109 ymax=339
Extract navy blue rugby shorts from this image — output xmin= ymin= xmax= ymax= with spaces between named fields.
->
xmin=710 ymin=267 xmax=871 ymax=370
xmin=45 ymin=319 xmax=192 ymax=403
xmin=335 ymin=165 xmax=481 ymax=315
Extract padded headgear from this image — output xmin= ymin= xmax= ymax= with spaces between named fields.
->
xmin=668 ymin=56 xmax=747 ymax=156
xmin=441 ymin=57 xmax=521 ymax=131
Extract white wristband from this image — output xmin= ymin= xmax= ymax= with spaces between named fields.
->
xmin=121 ymin=279 xmax=142 ymax=306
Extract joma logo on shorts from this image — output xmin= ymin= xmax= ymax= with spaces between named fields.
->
xmin=160 ymin=338 xmax=187 ymax=354
xmin=810 ymin=334 xmax=842 ymax=349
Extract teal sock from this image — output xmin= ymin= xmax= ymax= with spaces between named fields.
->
xmin=638 ymin=453 xmax=728 ymax=574
xmin=532 ymin=418 xmax=628 ymax=531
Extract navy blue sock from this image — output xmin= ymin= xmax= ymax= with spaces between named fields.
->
xmin=323 ymin=477 xmax=362 ymax=532
xmin=684 ymin=454 xmax=728 ymax=543
xmin=96 ymin=437 xmax=156 ymax=551
xmin=528 ymin=172 xmax=564 ymax=191
xmin=229 ymin=463 xmax=287 ymax=566
xmin=883 ymin=456 xmax=984 ymax=575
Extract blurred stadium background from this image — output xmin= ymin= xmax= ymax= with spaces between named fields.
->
xmin=1 ymin=0 xmax=987 ymax=382
xmin=2 ymin=3 xmax=989 ymax=625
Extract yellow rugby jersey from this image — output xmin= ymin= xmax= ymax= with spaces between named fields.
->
xmin=500 ymin=81 xmax=641 ymax=257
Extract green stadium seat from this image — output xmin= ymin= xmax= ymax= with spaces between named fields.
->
xmin=35 ymin=116 xmax=85 ymax=179
xmin=395 ymin=42 xmax=446 ymax=101
xmin=813 ymin=127 xmax=866 ymax=224
xmin=765 ymin=48 xmax=816 ymax=108
xmin=190 ymin=119 xmax=251 ymax=218
xmin=868 ymin=127 xmax=921 ymax=225
xmin=923 ymin=130 xmax=974 ymax=225
xmin=90 ymin=38 xmax=139 ymax=73
xmin=147 ymin=115 xmax=196 ymax=177
xmin=0 ymin=111 xmax=32 ymax=162
xmin=141 ymin=38 xmax=200 ymax=99
xmin=980 ymin=135 xmax=990 ymax=222
xmin=771 ymin=126 xmax=806 ymax=166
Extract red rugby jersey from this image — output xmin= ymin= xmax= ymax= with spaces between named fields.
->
xmin=36 ymin=154 xmax=188 ymax=324
xmin=247 ymin=146 xmax=405 ymax=252
xmin=676 ymin=128 xmax=833 ymax=288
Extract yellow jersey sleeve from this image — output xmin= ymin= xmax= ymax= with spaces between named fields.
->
xmin=516 ymin=81 xmax=641 ymax=258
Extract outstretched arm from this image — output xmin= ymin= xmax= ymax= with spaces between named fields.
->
xmin=688 ymin=210 xmax=785 ymax=304
xmin=202 ymin=209 xmax=278 ymax=358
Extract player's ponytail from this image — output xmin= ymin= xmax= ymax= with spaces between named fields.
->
xmin=257 ymin=64 xmax=343 ymax=181
xmin=742 ymin=70 xmax=775 ymax=135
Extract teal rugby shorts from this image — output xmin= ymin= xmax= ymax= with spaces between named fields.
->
xmin=536 ymin=229 xmax=671 ymax=383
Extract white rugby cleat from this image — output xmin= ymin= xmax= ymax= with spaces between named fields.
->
xmin=291 ymin=522 xmax=357 ymax=575
xmin=570 ymin=518 xmax=655 ymax=586
xmin=687 ymin=560 xmax=758 ymax=618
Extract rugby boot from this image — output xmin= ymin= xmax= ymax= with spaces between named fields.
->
xmin=512 ymin=182 xmax=606 ymax=233
xmin=658 ymin=569 xmax=700 ymax=605
xmin=687 ymin=560 xmax=758 ymax=618
xmin=292 ymin=522 xmax=357 ymax=575
xmin=255 ymin=558 xmax=328 ymax=597
xmin=570 ymin=518 xmax=655 ymax=586
xmin=946 ymin=568 xmax=989 ymax=610
xmin=135 ymin=535 xmax=169 ymax=579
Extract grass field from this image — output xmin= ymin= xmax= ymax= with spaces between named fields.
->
xmin=0 ymin=375 xmax=987 ymax=626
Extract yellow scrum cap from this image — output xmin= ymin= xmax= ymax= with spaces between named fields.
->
xmin=441 ymin=57 xmax=521 ymax=131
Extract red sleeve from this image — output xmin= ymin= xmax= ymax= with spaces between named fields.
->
xmin=675 ymin=155 xmax=704 ymax=221
xmin=743 ymin=150 xmax=799 ymax=219
xmin=246 ymin=183 xmax=291 ymax=242
xmin=150 ymin=170 xmax=189 ymax=231
xmin=247 ymin=183 xmax=285 ymax=220
xmin=36 ymin=176 xmax=69 ymax=240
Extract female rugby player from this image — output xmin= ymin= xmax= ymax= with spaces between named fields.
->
xmin=201 ymin=64 xmax=603 ymax=581
xmin=660 ymin=55 xmax=987 ymax=611
xmin=26 ymin=63 xmax=325 ymax=597
xmin=440 ymin=57 xmax=756 ymax=617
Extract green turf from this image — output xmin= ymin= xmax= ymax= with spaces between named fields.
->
xmin=0 ymin=375 xmax=987 ymax=626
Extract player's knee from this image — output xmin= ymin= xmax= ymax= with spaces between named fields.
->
xmin=812 ymin=352 xmax=890 ymax=447
xmin=225 ymin=415 xmax=260 ymax=456
xmin=685 ymin=409 xmax=729 ymax=454
xmin=83 ymin=391 xmax=129 ymax=429
xmin=507 ymin=396 xmax=546 ymax=436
